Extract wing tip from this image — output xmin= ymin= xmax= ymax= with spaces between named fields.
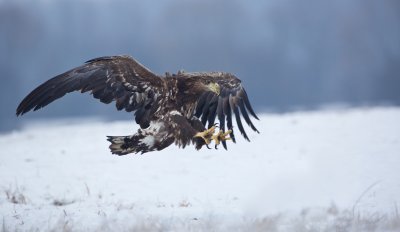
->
xmin=222 ymin=140 xmax=227 ymax=150
xmin=85 ymin=54 xmax=134 ymax=63
xmin=16 ymin=111 xmax=25 ymax=117
xmin=16 ymin=103 xmax=32 ymax=117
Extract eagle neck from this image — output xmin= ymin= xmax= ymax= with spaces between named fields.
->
xmin=167 ymin=77 xmax=198 ymax=118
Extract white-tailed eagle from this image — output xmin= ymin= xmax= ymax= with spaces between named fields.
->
xmin=16 ymin=55 xmax=259 ymax=155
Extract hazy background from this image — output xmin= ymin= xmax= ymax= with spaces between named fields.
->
xmin=1 ymin=0 xmax=399 ymax=132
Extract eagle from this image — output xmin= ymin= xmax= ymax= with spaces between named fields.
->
xmin=16 ymin=55 xmax=259 ymax=155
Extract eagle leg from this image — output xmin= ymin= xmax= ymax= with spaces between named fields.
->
xmin=193 ymin=126 xmax=216 ymax=145
xmin=212 ymin=130 xmax=232 ymax=149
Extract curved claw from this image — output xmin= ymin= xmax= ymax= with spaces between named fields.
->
xmin=212 ymin=130 xmax=232 ymax=147
xmin=194 ymin=126 xmax=217 ymax=147
xmin=194 ymin=127 xmax=233 ymax=150
xmin=213 ymin=123 xmax=219 ymax=129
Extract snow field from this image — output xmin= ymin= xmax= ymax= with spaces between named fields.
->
xmin=0 ymin=107 xmax=399 ymax=231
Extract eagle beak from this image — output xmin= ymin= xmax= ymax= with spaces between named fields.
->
xmin=208 ymin=83 xmax=220 ymax=96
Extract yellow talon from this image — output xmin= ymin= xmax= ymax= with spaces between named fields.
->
xmin=194 ymin=126 xmax=217 ymax=144
xmin=212 ymin=130 xmax=232 ymax=146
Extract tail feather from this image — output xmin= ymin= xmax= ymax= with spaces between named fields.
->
xmin=107 ymin=135 xmax=146 ymax=155
xmin=106 ymin=120 xmax=175 ymax=155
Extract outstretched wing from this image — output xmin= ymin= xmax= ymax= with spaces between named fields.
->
xmin=194 ymin=73 xmax=259 ymax=149
xmin=16 ymin=55 xmax=165 ymax=128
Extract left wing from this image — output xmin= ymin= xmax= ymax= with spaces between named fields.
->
xmin=194 ymin=73 xmax=259 ymax=149
xmin=16 ymin=55 xmax=164 ymax=128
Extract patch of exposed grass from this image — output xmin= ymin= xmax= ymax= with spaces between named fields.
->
xmin=52 ymin=199 xmax=76 ymax=206
xmin=4 ymin=185 xmax=27 ymax=205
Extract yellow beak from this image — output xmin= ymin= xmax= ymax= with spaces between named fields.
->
xmin=208 ymin=83 xmax=221 ymax=96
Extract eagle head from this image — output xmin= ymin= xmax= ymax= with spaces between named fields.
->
xmin=193 ymin=78 xmax=220 ymax=96
xmin=180 ymin=74 xmax=221 ymax=96
xmin=205 ymin=80 xmax=220 ymax=96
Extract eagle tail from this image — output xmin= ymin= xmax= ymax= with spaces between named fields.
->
xmin=107 ymin=135 xmax=146 ymax=155
xmin=107 ymin=130 xmax=174 ymax=155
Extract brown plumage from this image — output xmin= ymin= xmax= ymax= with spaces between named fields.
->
xmin=16 ymin=55 xmax=259 ymax=155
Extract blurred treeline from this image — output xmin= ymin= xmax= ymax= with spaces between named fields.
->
xmin=1 ymin=0 xmax=399 ymax=131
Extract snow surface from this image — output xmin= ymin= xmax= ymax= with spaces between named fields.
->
xmin=1 ymin=107 xmax=400 ymax=231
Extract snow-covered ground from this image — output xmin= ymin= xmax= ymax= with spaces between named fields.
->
xmin=1 ymin=107 xmax=400 ymax=231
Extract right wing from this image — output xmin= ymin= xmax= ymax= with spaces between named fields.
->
xmin=194 ymin=73 xmax=259 ymax=149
